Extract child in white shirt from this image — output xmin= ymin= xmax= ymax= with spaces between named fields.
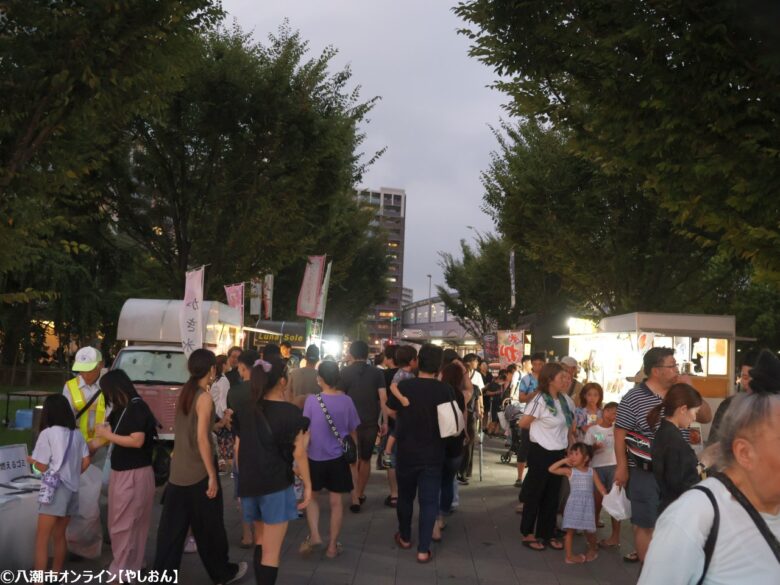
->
xmin=584 ymin=401 xmax=620 ymax=547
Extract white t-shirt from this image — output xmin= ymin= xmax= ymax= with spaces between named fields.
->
xmin=32 ymin=427 xmax=89 ymax=492
xmin=470 ymin=370 xmax=485 ymax=391
xmin=584 ymin=424 xmax=616 ymax=468
xmin=210 ymin=376 xmax=230 ymax=419
xmin=524 ymin=393 xmax=575 ymax=451
xmin=639 ymin=477 xmax=780 ymax=585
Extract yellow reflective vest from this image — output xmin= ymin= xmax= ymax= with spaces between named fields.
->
xmin=67 ymin=377 xmax=106 ymax=440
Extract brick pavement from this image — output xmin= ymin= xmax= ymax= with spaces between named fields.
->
xmin=68 ymin=437 xmax=641 ymax=584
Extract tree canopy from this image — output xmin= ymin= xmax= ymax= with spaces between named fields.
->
xmin=455 ymin=0 xmax=780 ymax=282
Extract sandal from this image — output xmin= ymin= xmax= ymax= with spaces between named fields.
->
xmin=547 ymin=539 xmax=564 ymax=550
xmin=416 ymin=551 xmax=433 ymax=564
xmin=358 ymin=495 xmax=367 ymax=504
xmin=623 ymin=551 xmax=640 ymax=563
xmin=325 ymin=542 xmax=343 ymax=559
xmin=298 ymin=536 xmax=323 ymax=556
xmin=384 ymin=495 xmax=398 ymax=508
xmin=598 ymin=539 xmax=620 ymax=549
xmin=394 ymin=532 xmax=412 ymax=550
xmin=521 ymin=539 xmax=546 ymax=551
xmin=565 ymin=554 xmax=586 ymax=564
xmin=349 ymin=503 xmax=361 ymax=513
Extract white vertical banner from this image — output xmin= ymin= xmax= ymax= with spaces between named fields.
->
xmin=262 ymin=274 xmax=274 ymax=320
xmin=180 ymin=266 xmax=205 ymax=357
xmin=509 ymin=248 xmax=517 ymax=310
xmin=297 ymin=255 xmax=326 ymax=319
xmin=315 ymin=261 xmax=333 ymax=321
xmin=249 ymin=278 xmax=262 ymax=317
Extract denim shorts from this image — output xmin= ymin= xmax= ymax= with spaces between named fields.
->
xmin=595 ymin=465 xmax=616 ymax=492
xmin=627 ymin=467 xmax=660 ymax=529
xmin=39 ymin=485 xmax=79 ymax=517
xmin=241 ymin=486 xmax=298 ymax=525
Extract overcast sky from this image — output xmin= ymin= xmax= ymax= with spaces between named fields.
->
xmin=222 ymin=0 xmax=505 ymax=300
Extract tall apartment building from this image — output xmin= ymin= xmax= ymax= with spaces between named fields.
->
xmin=355 ymin=187 xmax=406 ymax=347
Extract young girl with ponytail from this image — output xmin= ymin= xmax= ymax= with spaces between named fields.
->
xmin=648 ymin=382 xmax=703 ymax=513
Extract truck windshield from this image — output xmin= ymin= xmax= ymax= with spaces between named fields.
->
xmin=113 ymin=350 xmax=189 ymax=385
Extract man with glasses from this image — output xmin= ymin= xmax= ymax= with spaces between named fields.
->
xmin=613 ymin=347 xmax=712 ymax=563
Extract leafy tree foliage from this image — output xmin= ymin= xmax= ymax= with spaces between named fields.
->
xmin=455 ymin=0 xmax=780 ymax=281
xmin=438 ymin=233 xmax=567 ymax=339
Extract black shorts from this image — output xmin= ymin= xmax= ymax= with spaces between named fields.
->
xmin=309 ymin=457 xmax=354 ymax=493
xmin=517 ymin=427 xmax=531 ymax=463
xmin=356 ymin=423 xmax=379 ymax=461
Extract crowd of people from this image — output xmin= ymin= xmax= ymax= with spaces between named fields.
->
xmin=26 ymin=339 xmax=780 ymax=584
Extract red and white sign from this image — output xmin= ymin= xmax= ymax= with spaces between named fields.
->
xmin=180 ymin=267 xmax=204 ymax=357
xmin=297 ymin=256 xmax=326 ymax=319
xmin=497 ymin=329 xmax=525 ymax=366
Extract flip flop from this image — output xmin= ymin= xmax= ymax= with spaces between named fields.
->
xmin=547 ymin=539 xmax=564 ymax=550
xmin=565 ymin=554 xmax=587 ymax=564
xmin=598 ymin=539 xmax=619 ymax=549
xmin=394 ymin=532 xmax=412 ymax=550
xmin=325 ymin=542 xmax=343 ymax=559
xmin=416 ymin=551 xmax=433 ymax=564
xmin=521 ymin=539 xmax=546 ymax=551
xmin=623 ymin=551 xmax=640 ymax=563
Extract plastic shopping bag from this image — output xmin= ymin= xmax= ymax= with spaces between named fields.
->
xmin=602 ymin=484 xmax=632 ymax=521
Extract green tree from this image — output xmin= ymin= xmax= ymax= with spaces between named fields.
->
xmin=482 ymin=121 xmax=746 ymax=317
xmin=438 ymin=233 xmax=567 ymax=339
xmin=455 ymin=0 xmax=780 ymax=282
xmin=0 ymin=0 xmax=222 ymax=300
xmin=103 ymin=25 xmax=386 ymax=330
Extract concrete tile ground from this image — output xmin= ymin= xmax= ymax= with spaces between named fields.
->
xmin=66 ymin=437 xmax=641 ymax=584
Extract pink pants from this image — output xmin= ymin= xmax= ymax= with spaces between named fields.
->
xmin=108 ymin=466 xmax=155 ymax=575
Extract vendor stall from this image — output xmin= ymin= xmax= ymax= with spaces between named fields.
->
xmin=566 ymin=312 xmax=737 ymax=441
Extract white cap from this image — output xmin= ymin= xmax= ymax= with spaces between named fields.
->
xmin=560 ymin=356 xmax=578 ymax=368
xmin=73 ymin=347 xmax=103 ymax=372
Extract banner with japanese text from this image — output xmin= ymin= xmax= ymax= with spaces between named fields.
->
xmin=262 ymin=274 xmax=274 ymax=320
xmin=249 ymin=278 xmax=262 ymax=316
xmin=482 ymin=333 xmax=499 ymax=363
xmin=497 ymin=329 xmax=525 ymax=366
xmin=296 ymin=255 xmax=326 ymax=319
xmin=224 ymin=282 xmax=245 ymax=329
xmin=180 ymin=267 xmax=204 ymax=357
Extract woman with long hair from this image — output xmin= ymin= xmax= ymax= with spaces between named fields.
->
xmin=518 ymin=362 xmax=576 ymax=551
xmin=432 ymin=361 xmax=467 ymax=542
xmin=153 ymin=349 xmax=246 ymax=584
xmin=94 ymin=369 xmax=157 ymax=577
xmin=234 ymin=357 xmax=312 ymax=585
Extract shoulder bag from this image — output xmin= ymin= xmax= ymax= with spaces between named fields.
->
xmin=101 ymin=398 xmax=140 ymax=487
xmin=316 ymin=393 xmax=357 ymax=464
xmin=438 ymin=386 xmax=465 ymax=439
xmin=38 ymin=430 xmax=74 ymax=504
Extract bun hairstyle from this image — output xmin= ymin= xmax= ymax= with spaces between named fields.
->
xmin=179 ymin=348 xmax=216 ymax=415
xmin=251 ymin=356 xmax=289 ymax=410
xmin=647 ymin=383 xmax=702 ymax=428
xmin=317 ymin=361 xmax=340 ymax=388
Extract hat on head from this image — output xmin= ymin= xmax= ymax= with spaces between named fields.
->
xmin=305 ymin=344 xmax=320 ymax=362
xmin=73 ymin=347 xmax=103 ymax=372
xmin=560 ymin=356 xmax=578 ymax=368
xmin=748 ymin=349 xmax=780 ymax=395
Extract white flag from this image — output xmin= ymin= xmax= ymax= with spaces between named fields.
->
xmin=297 ymin=256 xmax=326 ymax=319
xmin=180 ymin=267 xmax=204 ymax=358
xmin=315 ymin=261 xmax=332 ymax=320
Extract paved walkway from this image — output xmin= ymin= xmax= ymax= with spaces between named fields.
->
xmin=70 ymin=437 xmax=641 ymax=584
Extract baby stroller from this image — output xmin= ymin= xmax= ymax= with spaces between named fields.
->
xmin=499 ymin=398 xmax=524 ymax=464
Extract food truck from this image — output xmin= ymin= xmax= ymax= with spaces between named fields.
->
xmin=566 ymin=312 xmax=737 ymax=441
xmin=113 ymin=298 xmax=242 ymax=440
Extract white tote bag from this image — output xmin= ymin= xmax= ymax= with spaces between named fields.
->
xmin=437 ymin=388 xmax=465 ymax=438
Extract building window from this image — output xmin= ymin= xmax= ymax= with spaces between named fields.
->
xmin=403 ymin=309 xmax=415 ymax=324
xmin=387 ymin=276 xmax=397 ymax=283
xmin=388 ymin=241 xmax=399 ymax=248
xmin=378 ymin=311 xmax=396 ymax=318
xmin=431 ymin=302 xmax=445 ymax=323
xmin=416 ymin=306 xmax=429 ymax=323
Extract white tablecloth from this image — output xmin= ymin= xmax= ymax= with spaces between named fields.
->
xmin=0 ymin=485 xmax=39 ymax=569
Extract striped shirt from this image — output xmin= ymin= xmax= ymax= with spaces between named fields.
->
xmin=616 ymin=383 xmax=690 ymax=467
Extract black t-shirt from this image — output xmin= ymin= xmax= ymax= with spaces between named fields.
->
xmin=108 ymin=397 xmax=156 ymax=471
xmin=225 ymin=368 xmax=241 ymax=387
xmin=233 ymin=399 xmax=309 ymax=497
xmin=387 ymin=377 xmax=452 ymax=469
xmin=338 ymin=362 xmax=385 ymax=426
xmin=384 ymin=367 xmax=399 ymax=430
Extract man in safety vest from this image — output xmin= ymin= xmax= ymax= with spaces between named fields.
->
xmin=62 ymin=346 xmax=109 ymax=559
xmin=63 ymin=347 xmax=106 ymax=440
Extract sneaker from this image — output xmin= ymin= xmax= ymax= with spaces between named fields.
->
xmin=381 ymin=452 xmax=394 ymax=469
xmin=184 ymin=536 xmax=197 ymax=554
xmin=225 ymin=561 xmax=248 ymax=584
